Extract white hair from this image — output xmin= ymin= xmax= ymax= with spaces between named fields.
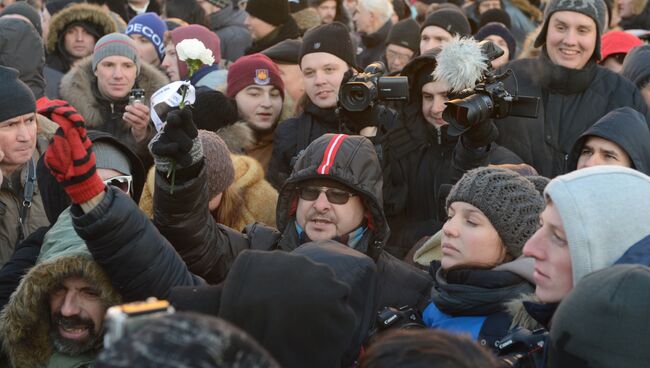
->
xmin=358 ymin=0 xmax=394 ymax=24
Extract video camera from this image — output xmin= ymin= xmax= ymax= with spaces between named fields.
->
xmin=443 ymin=41 xmax=540 ymax=135
xmin=338 ymin=61 xmax=409 ymax=112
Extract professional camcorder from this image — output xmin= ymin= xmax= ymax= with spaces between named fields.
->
xmin=441 ymin=41 xmax=540 ymax=135
xmin=338 ymin=62 xmax=409 ymax=112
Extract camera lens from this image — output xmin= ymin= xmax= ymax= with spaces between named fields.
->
xmin=443 ymin=93 xmax=494 ymax=132
xmin=340 ymin=83 xmax=373 ymax=112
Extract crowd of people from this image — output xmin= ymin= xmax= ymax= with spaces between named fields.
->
xmin=0 ymin=0 xmax=649 ymax=366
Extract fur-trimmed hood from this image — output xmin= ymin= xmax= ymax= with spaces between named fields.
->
xmin=505 ymin=293 xmax=545 ymax=331
xmin=59 ymin=56 xmax=169 ymax=130
xmin=46 ymin=3 xmax=116 ymax=54
xmin=0 ymin=231 xmax=121 ymax=368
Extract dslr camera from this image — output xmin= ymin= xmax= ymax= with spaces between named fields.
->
xmin=103 ymin=298 xmax=175 ymax=348
xmin=495 ymin=327 xmax=548 ymax=368
xmin=443 ymin=41 xmax=539 ymax=134
xmin=376 ymin=305 xmax=425 ymax=331
xmin=338 ymin=61 xmax=409 ymax=112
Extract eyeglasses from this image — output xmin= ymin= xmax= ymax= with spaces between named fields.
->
xmin=386 ymin=49 xmax=413 ymax=63
xmin=103 ymin=175 xmax=132 ymax=194
xmin=298 ymin=186 xmax=356 ymax=205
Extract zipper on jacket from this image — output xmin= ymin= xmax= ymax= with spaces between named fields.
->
xmin=435 ymin=126 xmax=442 ymax=145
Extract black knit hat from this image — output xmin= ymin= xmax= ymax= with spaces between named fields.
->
xmin=421 ymin=9 xmax=471 ymax=38
xmin=475 ymin=22 xmax=516 ymax=60
xmin=386 ymin=18 xmax=420 ymax=53
xmin=246 ymin=0 xmax=291 ymax=26
xmin=446 ymin=167 xmax=545 ymax=258
xmin=0 ymin=66 xmax=36 ymax=123
xmin=479 ymin=8 xmax=511 ymax=29
xmin=534 ymin=0 xmax=607 ymax=60
xmin=300 ymin=21 xmax=357 ymax=68
xmin=0 ymin=2 xmax=42 ymax=35
xmin=262 ymin=39 xmax=302 ymax=64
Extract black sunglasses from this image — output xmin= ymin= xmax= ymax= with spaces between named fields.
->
xmin=298 ymin=186 xmax=355 ymax=205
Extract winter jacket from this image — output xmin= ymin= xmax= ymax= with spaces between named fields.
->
xmin=0 ymin=210 xmax=122 ymax=368
xmin=45 ymin=4 xmax=117 ymax=74
xmin=0 ymin=137 xmax=50 ymax=266
xmin=59 ymin=57 xmax=169 ymax=170
xmin=495 ymin=52 xmax=650 ymax=178
xmin=154 ymin=134 xmax=433 ymax=311
xmin=245 ymin=17 xmax=301 ymax=55
xmin=357 ymin=20 xmax=392 ymax=69
xmin=566 ymin=107 xmax=650 ymax=175
xmin=423 ymin=258 xmax=535 ymax=350
xmin=0 ymin=17 xmax=45 ymax=99
xmin=268 ymin=101 xmax=400 ymax=189
xmin=382 ymin=52 xmax=523 ymax=257
xmin=209 ymin=4 xmax=252 ymax=63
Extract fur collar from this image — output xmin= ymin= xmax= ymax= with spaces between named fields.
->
xmin=0 ymin=255 xmax=121 ymax=368
xmin=59 ymin=57 xmax=169 ymax=129
xmin=505 ymin=293 xmax=545 ymax=331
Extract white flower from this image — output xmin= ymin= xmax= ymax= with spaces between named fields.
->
xmin=176 ymin=38 xmax=215 ymax=66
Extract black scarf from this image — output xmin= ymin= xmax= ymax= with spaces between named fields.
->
xmin=430 ymin=262 xmax=534 ymax=317
xmin=304 ymin=101 xmax=340 ymax=130
xmin=539 ymin=49 xmax=598 ymax=95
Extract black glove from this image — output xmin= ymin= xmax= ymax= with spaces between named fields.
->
xmin=461 ymin=119 xmax=499 ymax=149
xmin=149 ymin=108 xmax=201 ymax=171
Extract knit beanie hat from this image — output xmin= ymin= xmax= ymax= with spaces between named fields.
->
xmin=479 ymin=8 xmax=511 ymax=29
xmin=445 ymin=167 xmax=545 ymax=257
xmin=421 ymin=9 xmax=471 ymax=38
xmin=600 ymin=30 xmax=643 ymax=62
xmin=621 ymin=45 xmax=650 ymax=88
xmin=0 ymin=2 xmax=42 ymax=35
xmin=475 ymin=22 xmax=516 ymax=60
xmin=534 ymin=0 xmax=607 ymax=60
xmin=193 ymin=87 xmax=239 ymax=131
xmin=549 ymin=264 xmax=650 ymax=368
xmin=246 ymin=0 xmax=290 ymax=26
xmin=125 ymin=12 xmax=167 ymax=62
xmin=170 ymin=24 xmax=222 ymax=80
xmin=204 ymin=0 xmax=232 ymax=8
xmin=0 ymin=66 xmax=36 ymax=123
xmin=227 ymin=53 xmax=285 ymax=99
xmin=386 ymin=18 xmax=420 ymax=53
xmin=94 ymin=141 xmax=132 ymax=176
xmin=199 ymin=130 xmax=235 ymax=199
xmin=92 ymin=33 xmax=140 ymax=74
xmin=300 ymin=21 xmax=357 ymax=68
xmin=262 ymin=39 xmax=302 ymax=64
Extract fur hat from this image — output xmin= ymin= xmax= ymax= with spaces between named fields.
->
xmin=46 ymin=3 xmax=117 ymax=54
xmin=446 ymin=167 xmax=545 ymax=257
xmin=534 ymin=0 xmax=607 ymax=60
xmin=199 ymin=130 xmax=236 ymax=199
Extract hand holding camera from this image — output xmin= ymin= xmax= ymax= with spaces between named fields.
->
xmin=124 ymin=88 xmax=151 ymax=142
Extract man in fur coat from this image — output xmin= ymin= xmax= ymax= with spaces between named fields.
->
xmin=60 ymin=33 xmax=169 ymax=170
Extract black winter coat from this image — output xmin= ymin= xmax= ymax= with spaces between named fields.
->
xmin=495 ymin=53 xmax=650 ymax=178
xmin=245 ymin=17 xmax=301 ymax=55
xmin=154 ymin=134 xmax=433 ymax=311
xmin=72 ymin=188 xmax=205 ymax=302
xmin=357 ymin=20 xmax=392 ymax=69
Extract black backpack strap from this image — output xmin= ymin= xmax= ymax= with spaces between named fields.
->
xmin=296 ymin=114 xmax=313 ymax=153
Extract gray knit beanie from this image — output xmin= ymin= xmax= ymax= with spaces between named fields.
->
xmin=534 ymin=0 xmax=607 ymax=60
xmin=94 ymin=141 xmax=132 ymax=176
xmin=446 ymin=167 xmax=545 ymax=257
xmin=199 ymin=130 xmax=235 ymax=199
xmin=92 ymin=33 xmax=140 ymax=73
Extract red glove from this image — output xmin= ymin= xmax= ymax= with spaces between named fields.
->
xmin=39 ymin=99 xmax=105 ymax=204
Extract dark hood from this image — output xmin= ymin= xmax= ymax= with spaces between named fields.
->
xmin=210 ymin=3 xmax=247 ymax=29
xmin=621 ymin=44 xmax=650 ymax=88
xmin=0 ymin=18 xmax=45 ymax=99
xmin=218 ymin=243 xmax=378 ymax=368
xmin=276 ymin=134 xmax=390 ymax=252
xmin=567 ymin=107 xmax=650 ymax=175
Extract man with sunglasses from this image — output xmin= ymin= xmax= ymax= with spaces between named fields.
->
xmin=149 ymin=108 xmax=432 ymax=311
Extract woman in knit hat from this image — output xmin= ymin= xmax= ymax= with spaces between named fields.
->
xmin=422 ymin=167 xmax=545 ymax=350
xmin=225 ymin=53 xmax=285 ymax=171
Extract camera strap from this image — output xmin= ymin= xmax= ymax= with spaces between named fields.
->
xmin=478 ymin=311 xmax=513 ymax=352
xmin=296 ymin=115 xmax=313 ymax=153
xmin=17 ymin=157 xmax=36 ymax=242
